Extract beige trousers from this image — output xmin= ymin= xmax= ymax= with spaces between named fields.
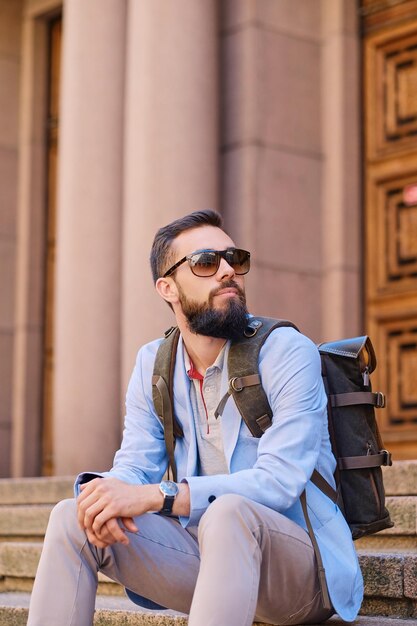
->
xmin=27 ymin=494 xmax=333 ymax=626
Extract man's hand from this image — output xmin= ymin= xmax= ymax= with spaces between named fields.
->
xmin=77 ymin=478 xmax=162 ymax=547
xmin=82 ymin=517 xmax=137 ymax=548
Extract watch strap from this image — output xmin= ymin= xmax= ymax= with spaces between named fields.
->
xmin=160 ymin=494 xmax=176 ymax=515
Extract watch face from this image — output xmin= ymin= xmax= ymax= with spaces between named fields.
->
xmin=160 ymin=480 xmax=179 ymax=497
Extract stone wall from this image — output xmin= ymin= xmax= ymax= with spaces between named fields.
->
xmin=3 ymin=0 xmax=362 ymax=475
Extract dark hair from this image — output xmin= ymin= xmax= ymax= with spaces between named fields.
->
xmin=150 ymin=209 xmax=223 ymax=283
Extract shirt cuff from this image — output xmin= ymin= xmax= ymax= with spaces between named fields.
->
xmin=73 ymin=471 xmax=104 ymax=497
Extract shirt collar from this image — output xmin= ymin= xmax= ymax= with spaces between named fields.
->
xmin=184 ymin=341 xmax=229 ymax=380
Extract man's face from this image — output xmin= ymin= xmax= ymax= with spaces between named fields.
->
xmin=167 ymin=225 xmax=249 ymax=340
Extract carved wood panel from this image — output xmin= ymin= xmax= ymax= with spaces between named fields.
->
xmin=366 ymin=25 xmax=417 ymax=158
xmin=367 ymin=168 xmax=417 ymax=297
xmin=363 ymin=3 xmax=417 ymax=459
xmin=372 ymin=315 xmax=417 ymax=426
xmin=368 ymin=306 xmax=417 ymax=457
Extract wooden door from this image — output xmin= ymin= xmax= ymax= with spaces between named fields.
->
xmin=42 ymin=17 xmax=62 ymax=475
xmin=362 ymin=0 xmax=417 ymax=459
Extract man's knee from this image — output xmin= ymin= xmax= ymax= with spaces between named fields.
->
xmin=199 ymin=494 xmax=255 ymax=538
xmin=203 ymin=493 xmax=248 ymax=515
xmin=46 ymin=498 xmax=80 ymax=539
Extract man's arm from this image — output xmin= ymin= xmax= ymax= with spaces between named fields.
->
xmin=77 ymin=477 xmax=190 ymax=547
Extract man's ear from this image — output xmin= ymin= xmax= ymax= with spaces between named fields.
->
xmin=155 ymin=277 xmax=179 ymax=305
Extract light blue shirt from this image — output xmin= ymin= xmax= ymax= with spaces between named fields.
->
xmin=76 ymin=326 xmax=363 ymax=621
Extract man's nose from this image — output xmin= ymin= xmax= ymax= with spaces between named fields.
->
xmin=216 ymin=257 xmax=235 ymax=281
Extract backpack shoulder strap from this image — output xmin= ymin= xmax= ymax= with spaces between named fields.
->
xmin=152 ymin=326 xmax=184 ymax=482
xmin=215 ymin=317 xmax=299 ymax=437
xmin=216 ymin=316 xmax=332 ymax=609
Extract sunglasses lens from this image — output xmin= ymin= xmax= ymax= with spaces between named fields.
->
xmin=226 ymin=249 xmax=250 ymax=275
xmin=188 ymin=249 xmax=251 ymax=276
xmin=189 ymin=251 xmax=219 ymax=276
xmin=188 ymin=248 xmax=250 ymax=277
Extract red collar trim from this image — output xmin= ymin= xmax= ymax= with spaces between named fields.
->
xmin=187 ymin=359 xmax=204 ymax=381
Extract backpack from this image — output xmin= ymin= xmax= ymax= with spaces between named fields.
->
xmin=152 ymin=316 xmax=393 ymax=608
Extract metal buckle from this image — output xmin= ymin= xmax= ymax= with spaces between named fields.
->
xmin=375 ymin=392 xmax=386 ymax=408
xmin=381 ymin=449 xmax=392 ymax=466
xmin=244 ymin=319 xmax=262 ymax=337
xmin=230 ymin=377 xmax=243 ymax=392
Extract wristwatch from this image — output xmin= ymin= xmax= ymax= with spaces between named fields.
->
xmin=159 ymin=480 xmax=179 ymax=514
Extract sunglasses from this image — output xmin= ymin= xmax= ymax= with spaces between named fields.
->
xmin=162 ymin=247 xmax=251 ymax=278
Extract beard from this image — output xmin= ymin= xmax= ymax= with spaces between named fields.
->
xmin=176 ymin=279 xmax=248 ymax=342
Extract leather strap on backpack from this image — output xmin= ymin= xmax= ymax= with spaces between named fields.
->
xmin=152 ymin=326 xmax=183 ymax=482
xmin=300 ymin=490 xmax=332 ymax=611
xmin=330 ymin=391 xmax=385 ymax=408
xmin=215 ymin=317 xmax=299 ymax=436
xmin=337 ymin=450 xmax=392 ymax=470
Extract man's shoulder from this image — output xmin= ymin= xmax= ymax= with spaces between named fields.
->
xmin=256 ymin=319 xmax=315 ymax=350
xmin=254 ymin=322 xmax=323 ymax=394
xmin=135 ymin=336 xmax=166 ymax=367
xmin=135 ymin=331 xmax=185 ymax=367
xmin=258 ymin=322 xmax=320 ymax=367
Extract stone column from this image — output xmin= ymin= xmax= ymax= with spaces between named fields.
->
xmin=121 ymin=0 xmax=219 ymax=389
xmin=53 ymin=0 xmax=126 ymax=474
xmin=12 ymin=4 xmax=51 ymax=478
xmin=321 ymin=0 xmax=361 ymax=339
xmin=220 ymin=0 xmax=323 ymax=341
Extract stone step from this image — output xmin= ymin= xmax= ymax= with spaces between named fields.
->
xmin=1 ymin=494 xmax=415 ymax=547
xmin=383 ymin=461 xmax=417 ymax=496
xmin=0 ymin=541 xmax=122 ymax=594
xmin=0 ymin=476 xmax=74 ymax=505
xmin=0 ymin=465 xmax=415 ymax=621
xmin=358 ymin=550 xmax=417 ymax=618
xmin=0 ymin=593 xmax=186 ymax=626
xmin=0 ymin=504 xmax=53 ymax=541
xmin=1 ymin=541 xmax=416 ymax=615
xmin=1 ymin=593 xmax=417 ymax=626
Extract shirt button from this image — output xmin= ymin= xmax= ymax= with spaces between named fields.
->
xmin=204 ymin=386 xmax=212 ymax=393
xmin=208 ymin=495 xmax=216 ymax=503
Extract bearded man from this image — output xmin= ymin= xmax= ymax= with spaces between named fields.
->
xmin=28 ymin=210 xmax=363 ymax=626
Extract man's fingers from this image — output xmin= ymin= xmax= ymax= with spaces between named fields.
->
xmin=84 ymin=519 xmax=123 ymax=548
xmin=95 ymin=522 xmax=115 ymax=544
xmin=94 ymin=517 xmax=129 ymax=545
xmin=78 ymin=496 xmax=107 ymax=533
xmin=77 ymin=488 xmax=101 ymax=530
xmin=85 ymin=528 xmax=109 ymax=549
xmin=121 ymin=517 xmax=138 ymax=533
xmin=92 ymin=518 xmax=137 ymax=545
xmin=78 ymin=478 xmax=102 ymax=501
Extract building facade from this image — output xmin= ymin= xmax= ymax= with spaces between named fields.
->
xmin=1 ymin=0 xmax=416 ymax=478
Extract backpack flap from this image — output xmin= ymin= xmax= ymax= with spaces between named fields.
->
xmin=319 ymin=335 xmax=377 ymax=377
